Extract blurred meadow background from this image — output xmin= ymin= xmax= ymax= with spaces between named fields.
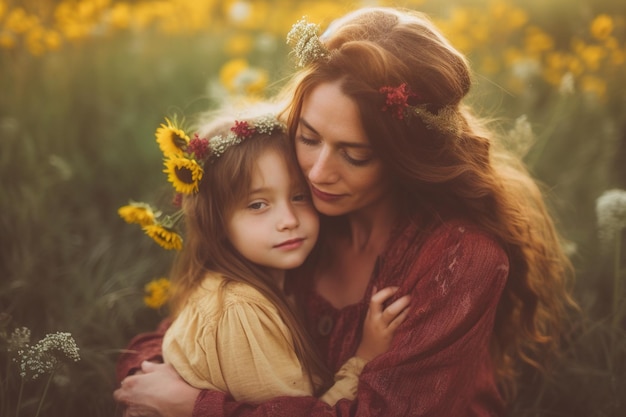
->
xmin=1 ymin=0 xmax=625 ymax=415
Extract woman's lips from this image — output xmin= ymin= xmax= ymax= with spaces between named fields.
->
xmin=311 ymin=186 xmax=343 ymax=202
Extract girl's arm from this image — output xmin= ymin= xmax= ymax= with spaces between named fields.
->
xmin=319 ymin=286 xmax=410 ymax=405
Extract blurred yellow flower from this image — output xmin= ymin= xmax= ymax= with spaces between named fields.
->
xmin=144 ymin=278 xmax=171 ymax=309
xmin=118 ymin=202 xmax=157 ymax=227
xmin=108 ymin=2 xmax=132 ymax=30
xmin=25 ymin=25 xmax=45 ymax=55
xmin=524 ymin=26 xmax=554 ymax=55
xmin=143 ymin=223 xmax=183 ymax=250
xmin=44 ymin=29 xmax=62 ymax=51
xmin=0 ymin=2 xmax=6 ymax=21
xmin=579 ymin=44 xmax=606 ymax=71
xmin=5 ymin=7 xmax=38 ymax=34
xmin=480 ymin=54 xmax=500 ymax=75
xmin=219 ymin=58 xmax=268 ymax=96
xmin=580 ymin=75 xmax=606 ymax=98
xmin=225 ymin=33 xmax=253 ymax=56
xmin=590 ymin=14 xmax=613 ymax=41
xmin=0 ymin=31 xmax=15 ymax=49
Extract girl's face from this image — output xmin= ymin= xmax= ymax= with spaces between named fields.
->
xmin=294 ymin=81 xmax=391 ymax=217
xmin=227 ymin=149 xmax=319 ymax=281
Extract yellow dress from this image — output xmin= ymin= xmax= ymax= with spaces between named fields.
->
xmin=162 ymin=272 xmax=366 ymax=405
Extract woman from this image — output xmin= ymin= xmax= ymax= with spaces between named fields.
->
xmin=114 ymin=7 xmax=576 ymax=417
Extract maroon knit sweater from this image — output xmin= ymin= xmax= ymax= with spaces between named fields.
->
xmin=117 ymin=218 xmax=509 ymax=417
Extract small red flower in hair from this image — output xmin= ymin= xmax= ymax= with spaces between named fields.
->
xmin=231 ymin=120 xmax=256 ymax=138
xmin=379 ymin=83 xmax=417 ymax=120
xmin=172 ymin=192 xmax=183 ymax=208
xmin=187 ymin=133 xmax=210 ymax=161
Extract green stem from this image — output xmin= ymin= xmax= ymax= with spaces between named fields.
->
xmin=613 ymin=230 xmax=623 ymax=330
xmin=15 ymin=378 xmax=24 ymax=417
xmin=34 ymin=371 xmax=55 ymax=417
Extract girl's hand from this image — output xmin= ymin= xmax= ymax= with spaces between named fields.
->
xmin=355 ymin=286 xmax=410 ymax=361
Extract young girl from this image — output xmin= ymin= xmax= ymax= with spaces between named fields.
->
xmin=131 ymin=104 xmax=410 ymax=405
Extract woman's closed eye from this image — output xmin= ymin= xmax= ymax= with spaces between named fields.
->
xmin=297 ymin=135 xmax=319 ymax=147
xmin=341 ymin=149 xmax=373 ymax=166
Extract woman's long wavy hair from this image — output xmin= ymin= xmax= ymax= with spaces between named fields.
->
xmin=281 ymin=7 xmax=577 ymax=400
xmin=168 ymin=106 xmax=332 ymax=393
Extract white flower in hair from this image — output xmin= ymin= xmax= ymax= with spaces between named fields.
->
xmin=286 ymin=18 xmax=329 ymax=67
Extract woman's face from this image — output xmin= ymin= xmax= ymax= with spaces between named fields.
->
xmin=294 ymin=81 xmax=391 ymax=217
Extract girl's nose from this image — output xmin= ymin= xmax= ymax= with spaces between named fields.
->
xmin=277 ymin=204 xmax=300 ymax=230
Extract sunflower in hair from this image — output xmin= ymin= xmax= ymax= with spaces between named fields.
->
xmin=143 ymin=223 xmax=183 ymax=251
xmin=156 ymin=117 xmax=190 ymax=157
xmin=163 ymin=156 xmax=203 ymax=194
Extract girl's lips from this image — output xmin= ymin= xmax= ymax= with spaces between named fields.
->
xmin=274 ymin=238 xmax=304 ymax=250
xmin=311 ymin=186 xmax=343 ymax=202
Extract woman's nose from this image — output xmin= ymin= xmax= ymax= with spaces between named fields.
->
xmin=307 ymin=147 xmax=337 ymax=184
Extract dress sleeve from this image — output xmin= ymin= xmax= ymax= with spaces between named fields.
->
xmin=115 ymin=318 xmax=171 ymax=383
xmin=191 ymin=225 xmax=510 ymax=417
xmin=318 ymin=356 xmax=367 ymax=406
xmin=214 ymin=301 xmax=314 ymax=403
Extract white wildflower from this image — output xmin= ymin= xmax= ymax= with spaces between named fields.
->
xmin=17 ymin=332 xmax=81 ymax=380
xmin=596 ymin=189 xmax=626 ymax=245
xmin=287 ymin=18 xmax=329 ymax=67
xmin=559 ymin=72 xmax=575 ymax=96
xmin=505 ymin=115 xmax=535 ymax=157
xmin=8 ymin=326 xmax=31 ymax=352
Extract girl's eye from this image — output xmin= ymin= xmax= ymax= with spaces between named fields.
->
xmin=247 ymin=201 xmax=267 ymax=210
xmin=292 ymin=193 xmax=310 ymax=203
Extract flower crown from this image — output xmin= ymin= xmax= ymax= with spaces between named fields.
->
xmin=118 ymin=114 xmax=285 ymax=250
xmin=379 ymin=83 xmax=462 ymax=137
xmin=286 ymin=18 xmax=462 ymax=138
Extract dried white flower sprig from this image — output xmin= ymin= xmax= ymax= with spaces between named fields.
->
xmin=595 ymin=188 xmax=626 ymax=329
xmin=7 ymin=327 xmax=31 ymax=353
xmin=16 ymin=331 xmax=81 ymax=380
xmin=596 ymin=188 xmax=626 ymax=245
xmin=286 ymin=18 xmax=329 ymax=67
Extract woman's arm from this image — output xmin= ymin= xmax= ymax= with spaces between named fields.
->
xmin=116 ymin=223 xmax=509 ymax=417
xmin=116 ymin=318 xmax=171 ymax=382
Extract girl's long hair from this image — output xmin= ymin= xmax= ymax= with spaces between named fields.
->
xmin=281 ymin=7 xmax=578 ymax=399
xmin=168 ymin=107 xmax=332 ymax=392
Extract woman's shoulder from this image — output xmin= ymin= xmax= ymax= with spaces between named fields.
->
xmin=400 ymin=214 xmax=504 ymax=250
xmin=386 ymin=215 xmax=509 ymax=274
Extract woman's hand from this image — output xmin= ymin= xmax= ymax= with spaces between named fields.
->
xmin=355 ymin=286 xmax=411 ymax=361
xmin=114 ymin=361 xmax=200 ymax=417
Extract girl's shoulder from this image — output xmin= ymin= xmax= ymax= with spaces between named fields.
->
xmin=192 ymin=271 xmax=274 ymax=309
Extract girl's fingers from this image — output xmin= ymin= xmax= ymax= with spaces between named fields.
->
xmin=370 ymin=286 xmax=399 ymax=303
xmin=382 ymin=295 xmax=411 ymax=324
xmin=387 ymin=305 xmax=410 ymax=331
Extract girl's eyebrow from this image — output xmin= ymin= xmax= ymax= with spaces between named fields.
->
xmin=299 ymin=117 xmax=372 ymax=149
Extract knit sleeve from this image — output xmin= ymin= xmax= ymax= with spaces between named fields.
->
xmin=115 ymin=318 xmax=171 ymax=383
xmin=191 ymin=223 xmax=509 ymax=417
